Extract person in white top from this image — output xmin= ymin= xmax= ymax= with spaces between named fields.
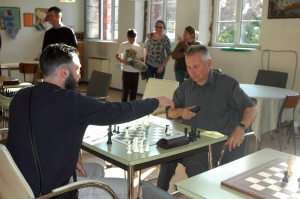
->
xmin=116 ymin=29 xmax=144 ymax=102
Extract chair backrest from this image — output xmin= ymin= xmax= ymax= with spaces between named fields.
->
xmin=212 ymin=68 xmax=221 ymax=73
xmin=0 ymin=144 xmax=35 ymax=199
xmin=142 ymin=78 xmax=179 ymax=115
xmin=278 ymin=95 xmax=300 ymax=120
xmin=142 ymin=181 xmax=176 ymax=199
xmin=19 ymin=63 xmax=40 ymax=83
xmin=87 ymin=70 xmax=112 ymax=102
xmin=254 ymin=69 xmax=288 ymax=88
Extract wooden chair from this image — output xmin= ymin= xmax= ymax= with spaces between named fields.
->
xmin=78 ymin=70 xmax=112 ymax=102
xmin=0 ymin=144 xmax=118 ymax=199
xmin=255 ymin=69 xmax=288 ymax=88
xmin=19 ymin=63 xmax=40 ymax=84
xmin=271 ymin=95 xmax=300 ymax=154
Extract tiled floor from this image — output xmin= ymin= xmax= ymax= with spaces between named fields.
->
xmin=81 ymin=88 xmax=300 ymax=199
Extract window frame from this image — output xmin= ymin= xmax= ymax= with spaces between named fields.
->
xmin=212 ymin=0 xmax=262 ymax=48
xmin=147 ymin=0 xmax=177 ymax=43
xmin=84 ymin=0 xmax=119 ymax=41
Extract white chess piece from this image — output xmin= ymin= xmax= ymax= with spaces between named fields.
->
xmin=144 ymin=141 xmax=150 ymax=152
xmin=127 ymin=141 xmax=132 ymax=154
xmin=287 ymin=156 xmax=293 ymax=177
xmin=142 ymin=132 xmax=146 ymax=141
xmin=141 ymin=121 xmax=145 ymax=130
xmin=145 ymin=115 xmax=150 ymax=126
xmin=139 ymin=140 xmax=144 ymax=153
xmin=133 ymin=138 xmax=139 ymax=152
xmin=166 ymin=126 xmax=171 ymax=135
xmin=135 ymin=120 xmax=139 ymax=129
xmin=124 ymin=129 xmax=130 ymax=138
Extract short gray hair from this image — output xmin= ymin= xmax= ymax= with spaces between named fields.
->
xmin=186 ymin=45 xmax=211 ymax=63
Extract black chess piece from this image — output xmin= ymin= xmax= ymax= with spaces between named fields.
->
xmin=116 ymin=126 xmax=120 ymax=134
xmin=165 ymin=125 xmax=169 ymax=133
xmin=107 ymin=125 xmax=112 ymax=144
xmin=197 ymin=130 xmax=201 ymax=138
xmin=113 ymin=125 xmax=116 ymax=133
xmin=282 ymin=171 xmax=289 ymax=183
xmin=184 ymin=128 xmax=188 ymax=137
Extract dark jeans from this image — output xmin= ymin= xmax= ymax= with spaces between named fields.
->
xmin=175 ymin=70 xmax=186 ymax=84
xmin=146 ymin=64 xmax=165 ymax=81
xmin=157 ymin=140 xmax=247 ymax=191
xmin=122 ymin=71 xmax=139 ymax=102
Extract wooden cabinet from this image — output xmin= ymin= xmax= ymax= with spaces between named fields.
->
xmin=78 ymin=41 xmax=84 ymax=77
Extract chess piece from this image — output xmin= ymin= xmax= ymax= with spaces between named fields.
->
xmin=141 ymin=121 xmax=145 ymax=130
xmin=127 ymin=141 xmax=132 ymax=154
xmin=139 ymin=140 xmax=144 ymax=153
xmin=113 ymin=125 xmax=116 ymax=133
xmin=165 ymin=125 xmax=169 ymax=133
xmin=124 ymin=128 xmax=130 ymax=138
xmin=144 ymin=141 xmax=150 ymax=152
xmin=165 ymin=125 xmax=171 ymax=135
xmin=282 ymin=171 xmax=289 ymax=183
xmin=133 ymin=138 xmax=139 ymax=152
xmin=107 ymin=126 xmax=112 ymax=144
xmin=197 ymin=130 xmax=201 ymax=138
xmin=145 ymin=115 xmax=150 ymax=126
xmin=135 ymin=120 xmax=139 ymax=129
xmin=184 ymin=128 xmax=188 ymax=137
xmin=287 ymin=156 xmax=293 ymax=177
xmin=142 ymin=132 xmax=146 ymax=141
xmin=116 ymin=126 xmax=120 ymax=134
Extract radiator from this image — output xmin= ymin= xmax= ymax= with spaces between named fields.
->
xmin=88 ymin=57 xmax=110 ymax=79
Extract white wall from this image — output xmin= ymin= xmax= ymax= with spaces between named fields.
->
xmin=2 ymin=0 xmax=300 ymax=93
xmin=0 ymin=0 xmax=84 ymax=62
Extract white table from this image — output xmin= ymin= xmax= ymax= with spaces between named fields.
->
xmin=175 ymin=148 xmax=300 ymax=199
xmin=0 ymin=61 xmax=39 ymax=80
xmin=81 ymin=115 xmax=227 ymax=199
xmin=240 ymin=84 xmax=299 ymax=142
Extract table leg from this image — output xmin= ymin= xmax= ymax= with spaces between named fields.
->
xmin=136 ymin=170 xmax=141 ymax=198
xmin=208 ymin=144 xmax=212 ymax=170
xmin=128 ymin=165 xmax=134 ymax=199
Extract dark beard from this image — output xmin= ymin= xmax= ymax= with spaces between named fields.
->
xmin=64 ymin=71 xmax=78 ymax=90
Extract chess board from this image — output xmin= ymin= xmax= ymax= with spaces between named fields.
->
xmin=112 ymin=123 xmax=185 ymax=146
xmin=221 ymin=158 xmax=300 ymax=199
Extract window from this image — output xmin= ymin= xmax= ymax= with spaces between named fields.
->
xmin=213 ymin=0 xmax=263 ymax=47
xmin=148 ymin=0 xmax=177 ymax=41
xmin=85 ymin=0 xmax=119 ymax=40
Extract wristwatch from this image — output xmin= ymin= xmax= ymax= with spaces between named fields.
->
xmin=238 ymin=123 xmax=246 ymax=131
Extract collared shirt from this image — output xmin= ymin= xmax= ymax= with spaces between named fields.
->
xmin=173 ymin=69 xmax=255 ymax=136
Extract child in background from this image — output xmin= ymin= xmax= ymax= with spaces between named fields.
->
xmin=116 ymin=29 xmax=143 ymax=102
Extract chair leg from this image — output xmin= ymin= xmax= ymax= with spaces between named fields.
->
xmin=292 ymin=122 xmax=297 ymax=155
xmin=279 ymin=126 xmax=283 ymax=151
xmin=270 ymin=130 xmax=275 ymax=140
xmin=284 ymin=128 xmax=287 ymax=150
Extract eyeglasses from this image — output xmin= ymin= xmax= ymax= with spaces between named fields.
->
xmin=155 ymin=26 xmax=164 ymax=29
